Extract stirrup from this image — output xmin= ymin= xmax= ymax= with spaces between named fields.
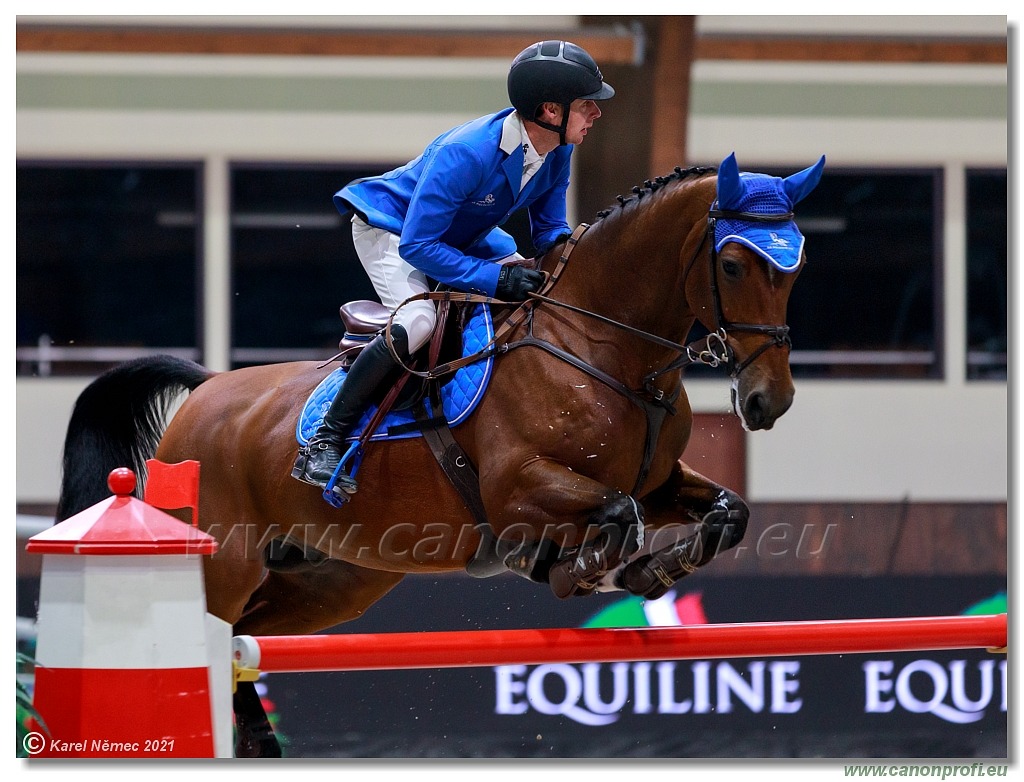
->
xmin=321 ymin=441 xmax=363 ymax=508
xmin=291 ymin=441 xmax=360 ymax=504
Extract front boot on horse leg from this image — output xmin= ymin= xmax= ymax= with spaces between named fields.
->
xmin=620 ymin=491 xmax=749 ymax=600
xmin=292 ymin=325 xmax=410 ymax=497
xmin=544 ymin=496 xmax=647 ymax=599
xmin=619 ymin=528 xmax=708 ymax=600
xmin=545 ymin=495 xmax=647 ymax=599
xmin=547 ymin=533 xmax=615 ymax=600
xmin=498 ymin=536 xmax=603 ymax=599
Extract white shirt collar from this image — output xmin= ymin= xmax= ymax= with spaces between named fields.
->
xmin=501 ymin=111 xmax=546 ymax=168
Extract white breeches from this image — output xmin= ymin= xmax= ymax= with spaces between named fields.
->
xmin=351 ymin=217 xmax=436 ymax=353
xmin=351 ymin=216 xmax=523 ymax=354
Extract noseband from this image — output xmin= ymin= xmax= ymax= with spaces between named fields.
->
xmin=686 ymin=207 xmax=795 ymax=378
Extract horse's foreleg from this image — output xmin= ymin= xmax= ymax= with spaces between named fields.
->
xmin=543 ymin=493 xmax=646 ymax=599
xmin=619 ymin=461 xmax=749 ymax=599
xmin=492 ymin=459 xmax=645 ymax=599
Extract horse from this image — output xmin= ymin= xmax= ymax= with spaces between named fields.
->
xmin=53 ymin=152 xmax=825 ymax=756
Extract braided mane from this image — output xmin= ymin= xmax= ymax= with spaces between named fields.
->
xmin=594 ymin=165 xmax=717 ymax=221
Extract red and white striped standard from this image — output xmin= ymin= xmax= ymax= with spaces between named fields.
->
xmin=26 ymin=469 xmax=229 ymax=759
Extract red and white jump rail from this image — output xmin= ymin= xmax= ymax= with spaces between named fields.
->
xmin=232 ymin=613 xmax=1007 ymax=676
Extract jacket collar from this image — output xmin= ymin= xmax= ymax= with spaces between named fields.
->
xmin=499 ymin=111 xmax=546 ymax=198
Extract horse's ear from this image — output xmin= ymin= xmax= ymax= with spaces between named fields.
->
xmin=716 ymin=152 xmax=743 ymax=208
xmin=783 ymin=155 xmax=826 ymax=205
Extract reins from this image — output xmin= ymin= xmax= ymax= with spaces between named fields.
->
xmin=381 ymin=222 xmax=590 ymax=378
xmin=374 ymin=206 xmax=797 ymax=497
xmin=383 ymin=206 xmax=796 ymax=388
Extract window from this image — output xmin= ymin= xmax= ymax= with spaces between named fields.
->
xmin=229 ymin=164 xmax=538 ymax=368
xmin=683 ymin=169 xmax=942 ymax=380
xmin=965 ymin=169 xmax=1007 ymax=380
xmin=785 ymin=169 xmax=942 ymax=379
xmin=230 ymin=164 xmax=392 ymax=367
xmin=16 ymin=162 xmax=201 ymax=376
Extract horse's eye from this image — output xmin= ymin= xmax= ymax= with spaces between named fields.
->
xmin=721 ymin=259 xmax=741 ymax=277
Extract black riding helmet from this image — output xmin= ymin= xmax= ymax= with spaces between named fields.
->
xmin=507 ymin=40 xmax=615 ymax=146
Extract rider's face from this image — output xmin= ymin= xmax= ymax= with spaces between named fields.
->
xmin=561 ymin=99 xmax=602 ymax=145
xmin=537 ymin=99 xmax=603 ymax=146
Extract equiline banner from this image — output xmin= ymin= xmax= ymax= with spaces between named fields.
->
xmin=262 ymin=574 xmax=1007 ymax=758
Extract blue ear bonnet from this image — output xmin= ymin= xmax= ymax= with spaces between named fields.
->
xmin=714 ymin=174 xmax=804 ymax=271
xmin=714 ymin=153 xmax=826 ymax=272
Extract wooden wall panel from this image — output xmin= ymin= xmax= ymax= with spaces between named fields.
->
xmin=15 ymin=25 xmax=643 ymax=63
xmin=18 ymin=500 xmax=1006 ymax=578
xmin=16 ymin=22 xmax=1004 ymax=64
xmin=648 ymin=16 xmax=695 ymax=177
xmin=705 ymin=501 xmax=1008 ymax=578
xmin=684 ymin=412 xmax=746 ymax=497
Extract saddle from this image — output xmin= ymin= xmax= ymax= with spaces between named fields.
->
xmin=336 ymin=245 xmax=548 ymax=367
xmin=320 ymin=297 xmax=507 ymax=577
xmin=337 ymin=301 xmax=394 ymax=367
xmin=330 ymin=298 xmax=479 ymax=413
xmin=287 ymin=234 xmax=587 ymax=577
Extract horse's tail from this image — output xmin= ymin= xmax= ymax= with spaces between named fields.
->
xmin=55 ymin=355 xmax=215 ymax=521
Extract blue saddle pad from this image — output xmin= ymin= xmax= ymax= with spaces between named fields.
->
xmin=296 ymin=304 xmax=494 ymax=445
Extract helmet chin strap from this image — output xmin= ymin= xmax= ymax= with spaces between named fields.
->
xmin=532 ymin=102 xmax=571 ymax=146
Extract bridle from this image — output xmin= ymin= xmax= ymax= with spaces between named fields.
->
xmin=688 ymin=205 xmax=796 ymax=378
xmin=526 ymin=206 xmax=798 ymax=392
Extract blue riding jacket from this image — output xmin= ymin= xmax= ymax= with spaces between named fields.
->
xmin=334 ymin=108 xmax=573 ymax=297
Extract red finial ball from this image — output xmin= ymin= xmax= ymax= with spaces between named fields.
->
xmin=107 ymin=468 xmax=137 ymax=496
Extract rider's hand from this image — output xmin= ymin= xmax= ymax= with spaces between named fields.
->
xmin=495 ymin=265 xmax=545 ymax=301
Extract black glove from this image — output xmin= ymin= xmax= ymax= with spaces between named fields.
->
xmin=495 ymin=265 xmax=544 ymax=301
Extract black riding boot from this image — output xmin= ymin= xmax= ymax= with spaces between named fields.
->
xmin=293 ymin=325 xmax=409 ymax=496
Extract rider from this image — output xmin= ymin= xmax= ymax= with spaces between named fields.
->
xmin=293 ymin=40 xmax=615 ymax=497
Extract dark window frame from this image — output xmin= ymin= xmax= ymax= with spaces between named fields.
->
xmin=227 ymin=160 xmax=404 ymax=368
xmin=746 ymin=165 xmax=945 ymax=380
xmin=965 ymin=167 xmax=1008 ymax=381
xmin=22 ymin=160 xmax=1006 ymax=385
xmin=16 ymin=158 xmax=204 ymax=377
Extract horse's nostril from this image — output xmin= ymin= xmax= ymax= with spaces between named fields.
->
xmin=744 ymin=392 xmax=768 ymax=429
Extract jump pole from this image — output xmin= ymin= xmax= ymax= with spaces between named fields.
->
xmin=233 ymin=613 xmax=1006 ymax=677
